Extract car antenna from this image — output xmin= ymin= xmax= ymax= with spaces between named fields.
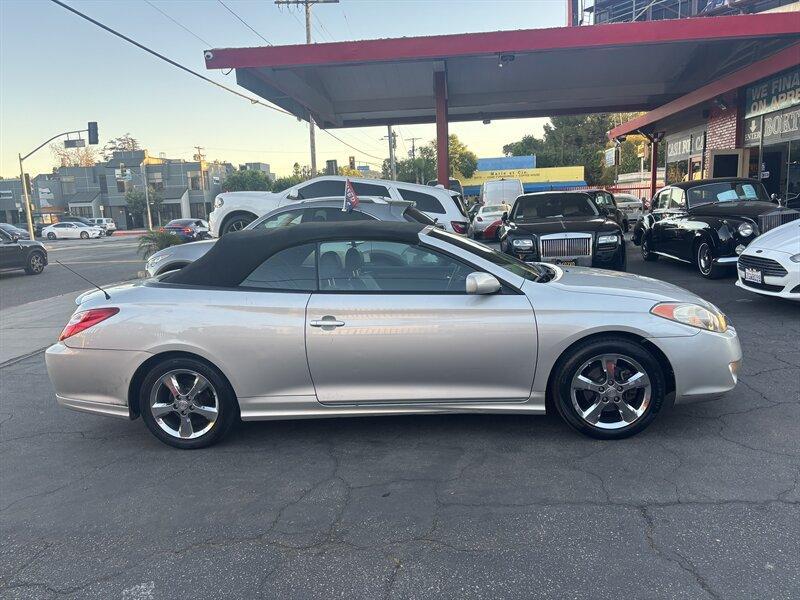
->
xmin=54 ymin=259 xmax=111 ymax=300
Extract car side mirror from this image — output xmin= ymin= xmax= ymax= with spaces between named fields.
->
xmin=771 ymin=193 xmax=784 ymax=206
xmin=286 ymin=191 xmax=299 ymax=201
xmin=501 ymin=212 xmax=508 ymax=223
xmin=466 ymin=272 xmax=501 ymax=295
xmin=10 ymin=233 xmax=19 ymax=242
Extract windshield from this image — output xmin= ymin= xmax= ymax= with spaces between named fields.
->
xmin=687 ymin=181 xmax=770 ymax=207
xmin=428 ymin=228 xmax=548 ymax=282
xmin=511 ymin=193 xmax=598 ymax=221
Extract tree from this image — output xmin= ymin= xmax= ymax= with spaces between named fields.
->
xmin=138 ymin=230 xmax=184 ymax=259
xmin=382 ymin=134 xmax=476 ymax=183
xmin=222 ymin=169 xmax=272 ymax=192
xmin=444 ymin=135 xmax=478 ymax=178
xmin=125 ymin=187 xmax=163 ymax=227
xmin=103 ymin=134 xmax=141 ymax=160
xmin=272 ymin=175 xmax=305 ymax=192
xmin=50 ymin=143 xmax=98 ymax=168
xmin=338 ymin=166 xmax=362 ymax=178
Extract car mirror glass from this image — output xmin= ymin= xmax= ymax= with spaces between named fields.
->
xmin=466 ymin=272 xmax=501 ymax=295
xmin=501 ymin=211 xmax=508 ymax=223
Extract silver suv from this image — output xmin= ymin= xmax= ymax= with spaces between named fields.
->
xmin=145 ymin=197 xmax=436 ymax=277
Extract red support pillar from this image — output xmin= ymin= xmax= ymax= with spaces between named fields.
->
xmin=649 ymin=137 xmax=659 ymax=201
xmin=434 ymin=70 xmax=449 ymax=189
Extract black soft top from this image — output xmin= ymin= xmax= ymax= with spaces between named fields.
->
xmin=165 ymin=221 xmax=427 ymax=288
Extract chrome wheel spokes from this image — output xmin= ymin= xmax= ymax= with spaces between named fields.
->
xmin=149 ymin=369 xmax=218 ymax=440
xmin=570 ymin=354 xmax=652 ymax=430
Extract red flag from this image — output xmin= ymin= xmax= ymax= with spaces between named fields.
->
xmin=343 ymin=178 xmax=360 ymax=212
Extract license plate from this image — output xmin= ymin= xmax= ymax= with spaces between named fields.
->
xmin=744 ymin=267 xmax=762 ymax=284
xmin=555 ymin=260 xmax=577 ymax=266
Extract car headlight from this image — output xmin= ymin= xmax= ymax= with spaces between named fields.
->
xmin=213 ymin=196 xmax=224 ymax=208
xmin=791 ymin=253 xmax=800 ymax=263
xmin=651 ymin=302 xmax=728 ymax=333
xmin=737 ymin=222 xmax=754 ymax=237
xmin=512 ymin=238 xmax=533 ymax=248
xmin=597 ymin=234 xmax=619 ymax=245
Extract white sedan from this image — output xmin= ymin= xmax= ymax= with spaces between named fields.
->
xmin=736 ymin=220 xmax=800 ymax=301
xmin=43 ymin=222 xmax=104 ymax=240
xmin=613 ymin=193 xmax=644 ymax=225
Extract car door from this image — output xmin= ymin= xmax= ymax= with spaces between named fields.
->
xmin=656 ymin=189 xmax=688 ymax=258
xmin=648 ymin=189 xmax=672 ymax=251
xmin=0 ymin=229 xmax=24 ymax=269
xmin=65 ymin=223 xmax=80 ymax=238
xmin=305 ymin=238 xmax=537 ymax=404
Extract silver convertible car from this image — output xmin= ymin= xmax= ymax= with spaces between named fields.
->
xmin=46 ymin=221 xmax=741 ymax=449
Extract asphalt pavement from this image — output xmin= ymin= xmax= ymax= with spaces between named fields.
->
xmin=0 ymin=238 xmax=798 ymax=599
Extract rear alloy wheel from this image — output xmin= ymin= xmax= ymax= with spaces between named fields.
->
xmin=80 ymin=231 xmax=89 ymax=239
xmin=25 ymin=251 xmax=45 ymax=275
xmin=222 ymin=214 xmax=255 ymax=235
xmin=695 ymin=240 xmax=722 ymax=279
xmin=552 ymin=338 xmax=665 ymax=439
xmin=47 ymin=232 xmax=56 ymax=240
xmin=140 ymin=358 xmax=238 ymax=449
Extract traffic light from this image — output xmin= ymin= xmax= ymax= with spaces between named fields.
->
xmin=349 ymin=156 xmax=356 ymax=170
xmin=87 ymin=122 xmax=99 ymax=145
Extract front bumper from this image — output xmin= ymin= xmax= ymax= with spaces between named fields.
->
xmin=505 ymin=242 xmax=622 ymax=267
xmin=652 ymin=326 xmax=742 ymax=403
xmin=736 ymin=250 xmax=800 ymax=300
xmin=46 ymin=343 xmax=152 ymax=418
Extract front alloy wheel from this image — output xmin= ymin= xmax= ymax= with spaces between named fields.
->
xmin=552 ymin=337 xmax=665 ymax=439
xmin=222 ymin=215 xmax=254 ymax=235
xmin=695 ymin=241 xmax=722 ymax=279
xmin=25 ymin=252 xmax=45 ymax=275
xmin=140 ymin=358 xmax=238 ymax=448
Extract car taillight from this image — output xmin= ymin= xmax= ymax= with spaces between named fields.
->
xmin=159 ymin=227 xmax=165 ymax=233
xmin=59 ymin=308 xmax=119 ymax=341
xmin=183 ymin=227 xmax=193 ymax=234
xmin=451 ymin=221 xmax=468 ymax=234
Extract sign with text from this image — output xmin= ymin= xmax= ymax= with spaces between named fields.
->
xmin=461 ymin=166 xmax=584 ymax=187
xmin=746 ymin=67 xmax=800 ymax=119
xmin=743 ymin=116 xmax=762 ymax=147
xmin=665 ymin=128 xmax=705 ymax=163
xmin=761 ymin=105 xmax=800 ymax=146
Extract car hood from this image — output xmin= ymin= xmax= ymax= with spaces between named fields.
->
xmin=690 ymin=201 xmax=792 ymax=219
xmin=148 ymin=239 xmax=216 ymax=263
xmin=544 ymin=265 xmax=710 ymax=305
xmin=509 ymin=216 xmax=618 ymax=235
xmin=747 ymin=221 xmax=800 ymax=254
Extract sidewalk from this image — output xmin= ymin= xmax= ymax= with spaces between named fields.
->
xmin=0 ymin=291 xmax=80 ymax=365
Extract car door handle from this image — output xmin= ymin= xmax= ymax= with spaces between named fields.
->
xmin=310 ymin=317 xmax=345 ymax=328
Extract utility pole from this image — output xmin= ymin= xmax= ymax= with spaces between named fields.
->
xmin=140 ymin=160 xmax=153 ymax=230
xmin=383 ymin=126 xmax=397 ymax=180
xmin=274 ymin=0 xmax=339 ymax=178
xmin=408 ymin=137 xmax=422 ymax=183
xmin=194 ymin=145 xmax=206 ymax=192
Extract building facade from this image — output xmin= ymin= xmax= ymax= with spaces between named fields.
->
xmin=0 ymin=151 xmax=234 ymax=229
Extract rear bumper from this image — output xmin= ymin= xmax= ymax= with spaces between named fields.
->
xmin=652 ymin=327 xmax=742 ymax=404
xmin=45 ymin=343 xmax=151 ymax=417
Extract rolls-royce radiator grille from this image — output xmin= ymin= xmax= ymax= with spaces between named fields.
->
xmin=759 ymin=212 xmax=799 ymax=234
xmin=540 ymin=237 xmax=591 ymax=258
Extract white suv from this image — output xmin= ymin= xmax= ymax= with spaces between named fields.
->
xmin=209 ymin=176 xmax=469 ymax=237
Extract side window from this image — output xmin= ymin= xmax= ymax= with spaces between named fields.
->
xmin=240 ymin=243 xmax=317 ymax=291
xmin=654 ymin=191 xmax=669 ymax=210
xmin=397 ymin=189 xmax=446 ymax=214
xmin=302 ymin=208 xmax=373 ymax=223
xmin=252 ymin=209 xmax=304 ymax=230
xmin=0 ymin=229 xmax=10 ymax=242
xmin=296 ymin=180 xmax=345 ymax=199
xmin=318 ymin=240 xmax=472 ymax=293
xmin=352 ymin=182 xmax=390 ymax=197
xmin=670 ymin=188 xmax=686 ymax=210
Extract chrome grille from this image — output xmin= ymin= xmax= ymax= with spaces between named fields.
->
xmin=737 ymin=255 xmax=788 ymax=277
xmin=540 ymin=236 xmax=591 ymax=258
xmin=759 ymin=211 xmax=799 ymax=234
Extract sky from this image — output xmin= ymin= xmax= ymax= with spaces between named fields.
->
xmin=0 ymin=0 xmax=566 ymax=179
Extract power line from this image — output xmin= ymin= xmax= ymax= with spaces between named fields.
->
xmin=142 ymin=0 xmax=213 ymax=47
xmin=48 ymin=0 xmax=384 ymax=164
xmin=216 ymin=0 xmax=272 ymax=45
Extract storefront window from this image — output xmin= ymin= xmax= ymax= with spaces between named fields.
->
xmin=788 ymin=140 xmax=800 ymax=204
xmin=666 ymin=161 xmax=688 ymax=184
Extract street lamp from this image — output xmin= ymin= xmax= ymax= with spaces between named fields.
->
xmin=17 ymin=122 xmax=99 ymax=239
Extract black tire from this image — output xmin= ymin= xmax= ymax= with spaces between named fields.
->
xmin=47 ymin=232 xmax=56 ymax=240
xmin=551 ymin=337 xmax=666 ymax=440
xmin=641 ymin=234 xmax=658 ymax=262
xmin=80 ymin=231 xmax=89 ymax=239
xmin=221 ymin=213 xmax=255 ymax=235
xmin=623 ymin=219 xmax=629 ymax=233
xmin=694 ymin=239 xmax=723 ymax=279
xmin=613 ymin=245 xmax=627 ymax=271
xmin=24 ymin=251 xmax=46 ymax=275
xmin=139 ymin=357 xmax=238 ymax=449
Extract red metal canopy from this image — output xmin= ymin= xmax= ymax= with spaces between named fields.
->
xmin=204 ymin=13 xmax=800 ymax=129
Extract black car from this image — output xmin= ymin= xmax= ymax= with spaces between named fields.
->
xmin=500 ymin=191 xmax=626 ymax=270
xmin=0 ymin=227 xmax=47 ymax=275
xmin=584 ymin=189 xmax=628 ymax=232
xmin=0 ymin=222 xmax=30 ymax=240
xmin=633 ymin=178 xmax=799 ymax=278
xmin=161 ymin=219 xmax=211 ymax=241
